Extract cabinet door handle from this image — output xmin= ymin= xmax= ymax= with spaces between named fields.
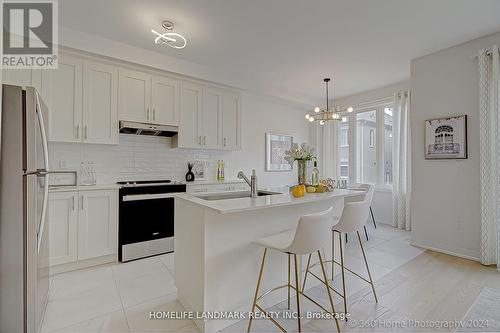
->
xmin=72 ymin=196 xmax=76 ymax=211
xmin=153 ymin=109 xmax=156 ymax=120
xmin=223 ymin=137 xmax=227 ymax=147
xmin=152 ymin=232 xmax=159 ymax=236
xmin=84 ymin=126 xmax=88 ymax=140
xmin=203 ymin=136 xmax=207 ymax=146
xmin=76 ymin=125 xmax=79 ymax=139
xmin=80 ymin=196 xmax=84 ymax=211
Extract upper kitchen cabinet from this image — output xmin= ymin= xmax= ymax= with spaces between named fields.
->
xmin=118 ymin=68 xmax=151 ymax=123
xmin=39 ymin=53 xmax=119 ymax=145
xmin=118 ymin=69 xmax=180 ymax=126
xmin=201 ymin=88 xmax=223 ymax=149
xmin=178 ymin=81 xmax=203 ymax=148
xmin=41 ymin=54 xmax=83 ymax=143
xmin=178 ymin=82 xmax=241 ymax=150
xmin=82 ymin=61 xmax=119 ymax=144
xmin=152 ymin=75 xmax=180 ymax=126
xmin=2 ymin=68 xmax=36 ymax=86
xmin=222 ymin=92 xmax=241 ymax=150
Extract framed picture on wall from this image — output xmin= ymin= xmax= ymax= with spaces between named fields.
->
xmin=425 ymin=115 xmax=467 ymax=159
xmin=265 ymin=133 xmax=293 ymax=171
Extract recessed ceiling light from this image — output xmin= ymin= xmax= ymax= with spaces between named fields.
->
xmin=152 ymin=20 xmax=187 ymax=49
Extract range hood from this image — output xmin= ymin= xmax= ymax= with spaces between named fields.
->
xmin=119 ymin=121 xmax=178 ymax=137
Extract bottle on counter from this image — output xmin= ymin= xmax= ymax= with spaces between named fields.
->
xmin=221 ymin=160 xmax=225 ymax=181
xmin=311 ymin=160 xmax=319 ymax=186
xmin=80 ymin=161 xmax=91 ymax=185
xmin=90 ymin=161 xmax=96 ymax=185
xmin=217 ymin=160 xmax=221 ymax=181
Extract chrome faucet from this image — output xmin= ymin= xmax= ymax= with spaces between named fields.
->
xmin=238 ymin=169 xmax=258 ymax=198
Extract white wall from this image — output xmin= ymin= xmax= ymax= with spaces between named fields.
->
xmin=410 ymin=31 xmax=500 ymax=260
xmin=233 ymin=92 xmax=309 ymax=186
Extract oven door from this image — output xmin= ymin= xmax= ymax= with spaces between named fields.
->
xmin=120 ymin=193 xmax=175 ymax=247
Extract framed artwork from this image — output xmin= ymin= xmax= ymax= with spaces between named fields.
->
xmin=192 ymin=160 xmax=206 ymax=180
xmin=265 ymin=133 xmax=293 ymax=171
xmin=425 ymin=115 xmax=467 ymax=159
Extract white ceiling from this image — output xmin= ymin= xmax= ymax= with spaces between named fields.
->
xmin=60 ymin=0 xmax=500 ymax=105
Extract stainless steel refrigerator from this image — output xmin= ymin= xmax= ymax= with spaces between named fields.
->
xmin=0 ymin=85 xmax=50 ymax=333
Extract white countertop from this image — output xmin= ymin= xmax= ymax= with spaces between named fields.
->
xmin=49 ymin=184 xmax=120 ymax=192
xmin=175 ymin=188 xmax=363 ymax=214
xmin=186 ymin=179 xmax=245 ymax=186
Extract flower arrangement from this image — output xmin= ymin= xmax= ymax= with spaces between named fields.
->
xmin=284 ymin=142 xmax=315 ymax=166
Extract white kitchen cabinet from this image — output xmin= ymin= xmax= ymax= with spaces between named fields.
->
xmin=41 ymin=55 xmax=83 ymax=143
xmin=178 ymin=81 xmax=203 ymax=148
xmin=48 ymin=188 xmax=118 ymax=269
xmin=222 ymin=92 xmax=241 ymax=150
xmin=118 ymin=68 xmax=151 ymax=123
xmin=201 ymin=88 xmax=223 ymax=149
xmin=178 ymin=81 xmax=241 ymax=150
xmin=82 ymin=61 xmax=118 ymax=144
xmin=77 ymin=190 xmax=118 ymax=260
xmin=2 ymin=69 xmax=34 ymax=86
xmin=119 ymin=69 xmax=180 ymax=126
xmin=48 ymin=192 xmax=78 ymax=266
xmin=152 ymin=75 xmax=179 ymax=125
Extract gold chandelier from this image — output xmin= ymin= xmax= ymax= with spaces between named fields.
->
xmin=305 ymin=78 xmax=353 ymax=125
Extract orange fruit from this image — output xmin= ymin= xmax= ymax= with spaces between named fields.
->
xmin=292 ymin=186 xmax=304 ymax=198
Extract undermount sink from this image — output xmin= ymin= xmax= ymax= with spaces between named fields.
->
xmin=194 ymin=190 xmax=281 ymax=201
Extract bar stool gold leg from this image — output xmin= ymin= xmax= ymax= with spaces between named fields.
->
xmin=331 ymin=229 xmax=335 ymax=281
xmin=301 ymin=254 xmax=312 ymax=292
xmin=247 ymin=248 xmax=267 ymax=333
xmin=356 ymin=230 xmax=378 ymax=303
xmin=337 ymin=230 xmax=348 ymax=318
xmin=293 ymin=254 xmax=301 ymax=332
xmin=317 ymin=251 xmax=341 ymax=332
xmin=287 ymin=253 xmax=291 ymax=309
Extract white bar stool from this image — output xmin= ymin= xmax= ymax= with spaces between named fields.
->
xmin=247 ymin=207 xmax=340 ymax=333
xmin=302 ymin=186 xmax=378 ymax=318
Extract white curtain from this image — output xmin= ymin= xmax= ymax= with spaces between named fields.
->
xmin=392 ymin=90 xmax=411 ymax=230
xmin=312 ymin=121 xmax=337 ymax=180
xmin=478 ymin=46 xmax=500 ymax=269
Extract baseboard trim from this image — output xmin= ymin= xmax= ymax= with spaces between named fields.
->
xmin=410 ymin=241 xmax=480 ymax=262
xmin=50 ymin=254 xmax=117 ymax=275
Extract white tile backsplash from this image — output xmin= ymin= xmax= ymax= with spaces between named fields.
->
xmin=49 ymin=134 xmax=233 ymax=185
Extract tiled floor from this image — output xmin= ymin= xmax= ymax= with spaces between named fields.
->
xmin=41 ymin=224 xmax=499 ymax=332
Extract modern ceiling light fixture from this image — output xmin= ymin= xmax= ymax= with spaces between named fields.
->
xmin=305 ymin=78 xmax=354 ymax=125
xmin=152 ymin=20 xmax=187 ymax=49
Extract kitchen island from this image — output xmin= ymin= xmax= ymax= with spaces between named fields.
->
xmin=174 ymin=188 xmax=362 ymax=332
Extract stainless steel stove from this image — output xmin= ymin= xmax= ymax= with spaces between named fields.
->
xmin=117 ymin=179 xmax=186 ymax=262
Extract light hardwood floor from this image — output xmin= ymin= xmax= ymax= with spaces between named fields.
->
xmin=41 ymin=224 xmax=500 ymax=332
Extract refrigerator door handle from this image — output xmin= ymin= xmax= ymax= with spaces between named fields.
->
xmin=35 ymin=91 xmax=50 ymax=254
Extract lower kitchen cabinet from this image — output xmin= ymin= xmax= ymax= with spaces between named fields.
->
xmin=77 ymin=190 xmax=118 ymax=260
xmin=48 ymin=192 xmax=78 ymax=266
xmin=48 ymin=189 xmax=118 ymax=269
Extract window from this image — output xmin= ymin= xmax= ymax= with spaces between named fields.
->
xmin=356 ymin=110 xmax=377 ymax=184
xmin=384 ymin=107 xmax=393 ymax=184
xmin=338 ymin=120 xmax=349 ymax=179
xmin=336 ymin=102 xmax=394 ymax=186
